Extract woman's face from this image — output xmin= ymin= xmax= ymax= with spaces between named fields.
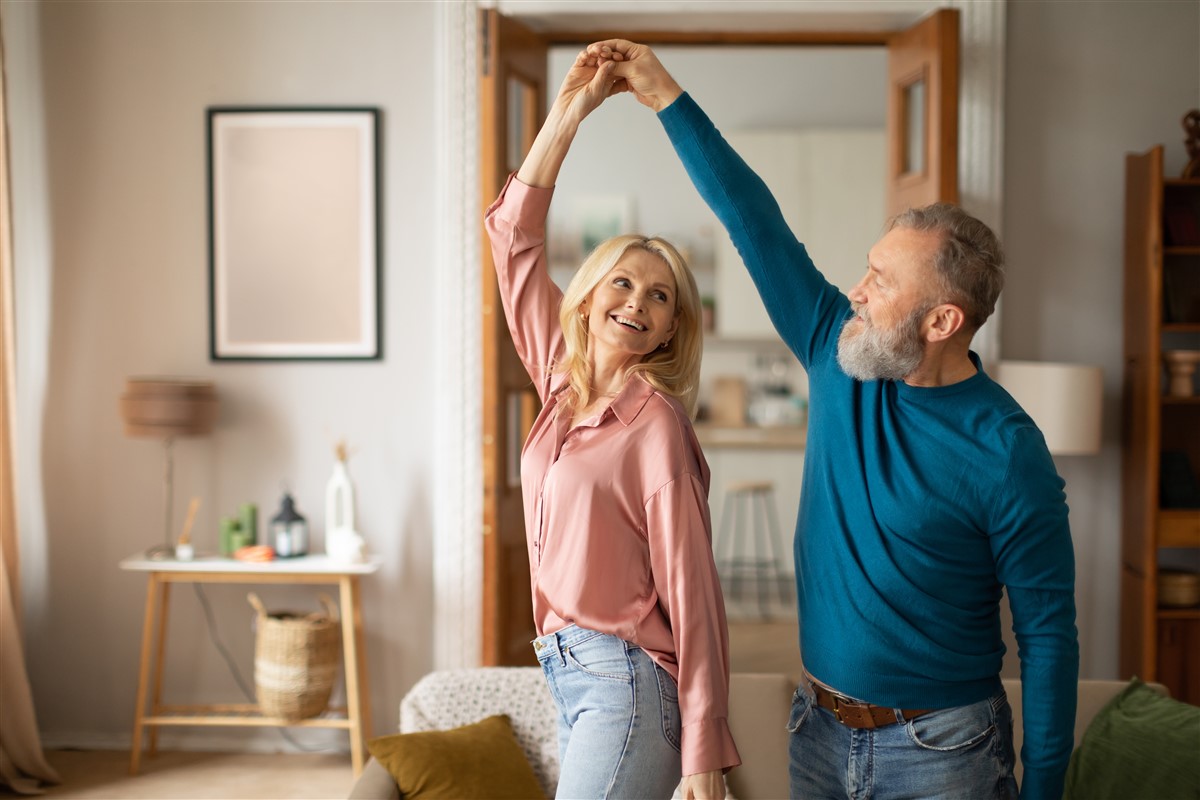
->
xmin=582 ymin=249 xmax=679 ymax=362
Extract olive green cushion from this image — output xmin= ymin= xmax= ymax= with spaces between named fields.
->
xmin=367 ymin=714 xmax=545 ymax=800
xmin=1063 ymin=678 xmax=1200 ymax=799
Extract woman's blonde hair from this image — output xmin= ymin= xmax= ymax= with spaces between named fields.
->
xmin=557 ymin=234 xmax=703 ymax=417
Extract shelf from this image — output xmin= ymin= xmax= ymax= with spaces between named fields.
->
xmin=147 ymin=703 xmax=353 ymax=729
xmin=1164 ymin=246 xmax=1200 ymax=256
xmin=695 ymin=424 xmax=807 ymax=450
xmin=1163 ymin=323 xmax=1200 ymax=333
xmin=1159 ymin=510 xmax=1200 ymax=547
xmin=1157 ymin=607 xmax=1200 ymax=620
xmin=1162 ymin=395 xmax=1200 ymax=405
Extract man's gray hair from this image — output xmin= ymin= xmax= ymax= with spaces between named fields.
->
xmin=888 ymin=203 xmax=1004 ymax=333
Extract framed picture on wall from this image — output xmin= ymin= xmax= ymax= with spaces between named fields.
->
xmin=208 ymin=107 xmax=381 ymax=360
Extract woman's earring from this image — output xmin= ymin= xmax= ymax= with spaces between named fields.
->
xmin=659 ymin=338 xmax=671 ymax=350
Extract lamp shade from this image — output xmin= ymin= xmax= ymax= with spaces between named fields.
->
xmin=119 ymin=378 xmax=218 ymax=438
xmin=994 ymin=361 xmax=1102 ymax=456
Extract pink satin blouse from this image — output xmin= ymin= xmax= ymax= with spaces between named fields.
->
xmin=485 ymin=174 xmax=740 ymax=776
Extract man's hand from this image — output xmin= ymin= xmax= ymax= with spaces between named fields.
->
xmin=587 ymin=39 xmax=684 ymax=113
xmin=679 ymin=770 xmax=726 ymax=800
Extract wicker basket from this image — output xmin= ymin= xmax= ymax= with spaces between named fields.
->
xmin=1158 ymin=570 xmax=1200 ymax=608
xmin=249 ymin=592 xmax=341 ymax=721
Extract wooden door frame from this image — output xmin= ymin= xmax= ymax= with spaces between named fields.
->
xmin=432 ymin=0 xmax=1005 ymax=670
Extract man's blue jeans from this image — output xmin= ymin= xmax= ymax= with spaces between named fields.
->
xmin=788 ymin=683 xmax=1019 ymax=799
xmin=534 ymin=624 xmax=682 ymax=799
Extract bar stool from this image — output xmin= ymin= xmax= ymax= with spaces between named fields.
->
xmin=714 ymin=480 xmax=793 ymax=619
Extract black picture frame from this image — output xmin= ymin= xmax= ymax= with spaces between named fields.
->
xmin=207 ymin=107 xmax=382 ymax=361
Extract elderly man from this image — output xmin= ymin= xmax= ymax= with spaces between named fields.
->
xmin=588 ymin=40 xmax=1079 ymax=800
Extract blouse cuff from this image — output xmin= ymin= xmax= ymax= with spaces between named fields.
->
xmin=487 ymin=172 xmax=554 ymax=231
xmin=681 ymin=717 xmax=742 ymax=776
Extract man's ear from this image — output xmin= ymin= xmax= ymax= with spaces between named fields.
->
xmin=925 ymin=304 xmax=966 ymax=343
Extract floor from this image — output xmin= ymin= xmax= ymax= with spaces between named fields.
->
xmin=17 ymin=750 xmax=354 ymax=800
xmin=13 ymin=621 xmax=800 ymax=800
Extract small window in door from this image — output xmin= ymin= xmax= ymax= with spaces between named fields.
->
xmin=902 ymin=73 xmax=927 ymax=177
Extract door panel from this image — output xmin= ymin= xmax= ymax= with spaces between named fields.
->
xmin=479 ymin=8 xmax=547 ymax=666
xmin=886 ymin=8 xmax=959 ymax=215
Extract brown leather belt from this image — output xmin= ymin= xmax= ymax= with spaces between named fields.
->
xmin=809 ymin=681 xmax=934 ymax=730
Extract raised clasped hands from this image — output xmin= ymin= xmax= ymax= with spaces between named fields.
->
xmin=551 ymin=50 xmax=626 ymax=127
xmin=587 ymin=39 xmax=684 ymax=113
xmin=549 ymin=40 xmax=683 ymax=129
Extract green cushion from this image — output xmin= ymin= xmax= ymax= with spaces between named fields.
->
xmin=367 ymin=714 xmax=545 ymax=800
xmin=1063 ymin=678 xmax=1200 ymax=799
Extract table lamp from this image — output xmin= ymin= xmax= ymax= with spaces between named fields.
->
xmin=994 ymin=360 xmax=1103 ymax=455
xmin=119 ymin=378 xmax=218 ymax=556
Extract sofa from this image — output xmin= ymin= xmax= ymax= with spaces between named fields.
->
xmin=348 ymin=670 xmax=1164 ymax=800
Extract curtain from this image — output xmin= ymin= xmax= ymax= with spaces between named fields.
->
xmin=0 ymin=14 xmax=60 ymax=795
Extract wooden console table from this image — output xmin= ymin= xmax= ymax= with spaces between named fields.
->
xmin=120 ymin=554 xmax=381 ymax=776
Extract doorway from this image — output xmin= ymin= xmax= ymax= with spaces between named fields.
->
xmin=433 ymin=0 xmax=1006 ymax=670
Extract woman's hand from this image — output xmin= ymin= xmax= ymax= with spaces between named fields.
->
xmin=515 ymin=50 xmax=621 ymax=188
xmin=550 ymin=50 xmax=622 ymax=128
xmin=587 ymin=39 xmax=683 ymax=113
xmin=680 ymin=770 xmax=726 ymax=800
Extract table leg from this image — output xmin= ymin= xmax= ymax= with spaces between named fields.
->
xmin=129 ymin=573 xmax=161 ymax=775
xmin=339 ymin=576 xmax=370 ymax=776
xmin=148 ymin=580 xmax=171 ymax=757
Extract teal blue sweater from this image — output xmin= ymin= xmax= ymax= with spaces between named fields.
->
xmin=660 ymin=93 xmax=1078 ymax=799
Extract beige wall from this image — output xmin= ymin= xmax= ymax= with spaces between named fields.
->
xmin=1002 ymin=0 xmax=1199 ymax=678
xmin=9 ymin=0 xmax=440 ymax=751
xmin=5 ymin=0 xmax=1198 ymax=752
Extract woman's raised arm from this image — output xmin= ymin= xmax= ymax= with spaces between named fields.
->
xmin=515 ymin=52 xmax=621 ymax=188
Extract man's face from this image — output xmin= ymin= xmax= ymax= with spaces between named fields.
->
xmin=836 ymin=226 xmax=942 ymax=382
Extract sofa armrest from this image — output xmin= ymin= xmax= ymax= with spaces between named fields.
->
xmin=347 ymin=757 xmax=400 ymax=800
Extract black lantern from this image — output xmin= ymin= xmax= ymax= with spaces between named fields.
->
xmin=270 ymin=493 xmax=309 ymax=558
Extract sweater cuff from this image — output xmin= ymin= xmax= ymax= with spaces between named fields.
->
xmin=486 ymin=172 xmax=554 ymax=231
xmin=656 ymin=91 xmax=699 ymax=134
xmin=1019 ymin=765 xmax=1066 ymax=800
xmin=681 ymin=717 xmax=741 ymax=777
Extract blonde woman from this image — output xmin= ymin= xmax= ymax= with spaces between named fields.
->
xmin=484 ymin=52 xmax=740 ymax=800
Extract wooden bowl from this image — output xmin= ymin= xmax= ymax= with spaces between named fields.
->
xmin=1158 ymin=569 xmax=1200 ymax=607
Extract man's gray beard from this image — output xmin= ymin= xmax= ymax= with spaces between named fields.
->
xmin=836 ymin=305 xmax=929 ymax=382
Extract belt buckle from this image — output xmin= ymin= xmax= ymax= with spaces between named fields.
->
xmin=828 ymin=689 xmax=862 ymax=724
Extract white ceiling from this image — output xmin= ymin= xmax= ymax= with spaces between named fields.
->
xmin=494 ymin=0 xmax=936 ymax=34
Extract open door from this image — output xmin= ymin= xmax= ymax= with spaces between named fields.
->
xmin=479 ymin=8 xmax=547 ymax=666
xmin=886 ymin=8 xmax=959 ymax=216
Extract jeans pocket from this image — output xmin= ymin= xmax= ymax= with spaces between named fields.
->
xmin=906 ymin=696 xmax=996 ymax=752
xmin=653 ymin=663 xmax=682 ymax=754
xmin=563 ymin=634 xmax=633 ymax=683
xmin=787 ymin=687 xmax=814 ymax=734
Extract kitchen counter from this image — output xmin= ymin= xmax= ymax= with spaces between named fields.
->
xmin=695 ymin=424 xmax=807 ymax=450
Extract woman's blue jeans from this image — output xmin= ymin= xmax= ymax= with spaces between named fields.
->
xmin=534 ymin=624 xmax=682 ymax=799
xmin=787 ymin=683 xmax=1019 ymax=799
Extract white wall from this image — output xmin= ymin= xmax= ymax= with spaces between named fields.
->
xmin=8 ymin=0 xmax=440 ymax=751
xmin=1002 ymin=0 xmax=1200 ymax=679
